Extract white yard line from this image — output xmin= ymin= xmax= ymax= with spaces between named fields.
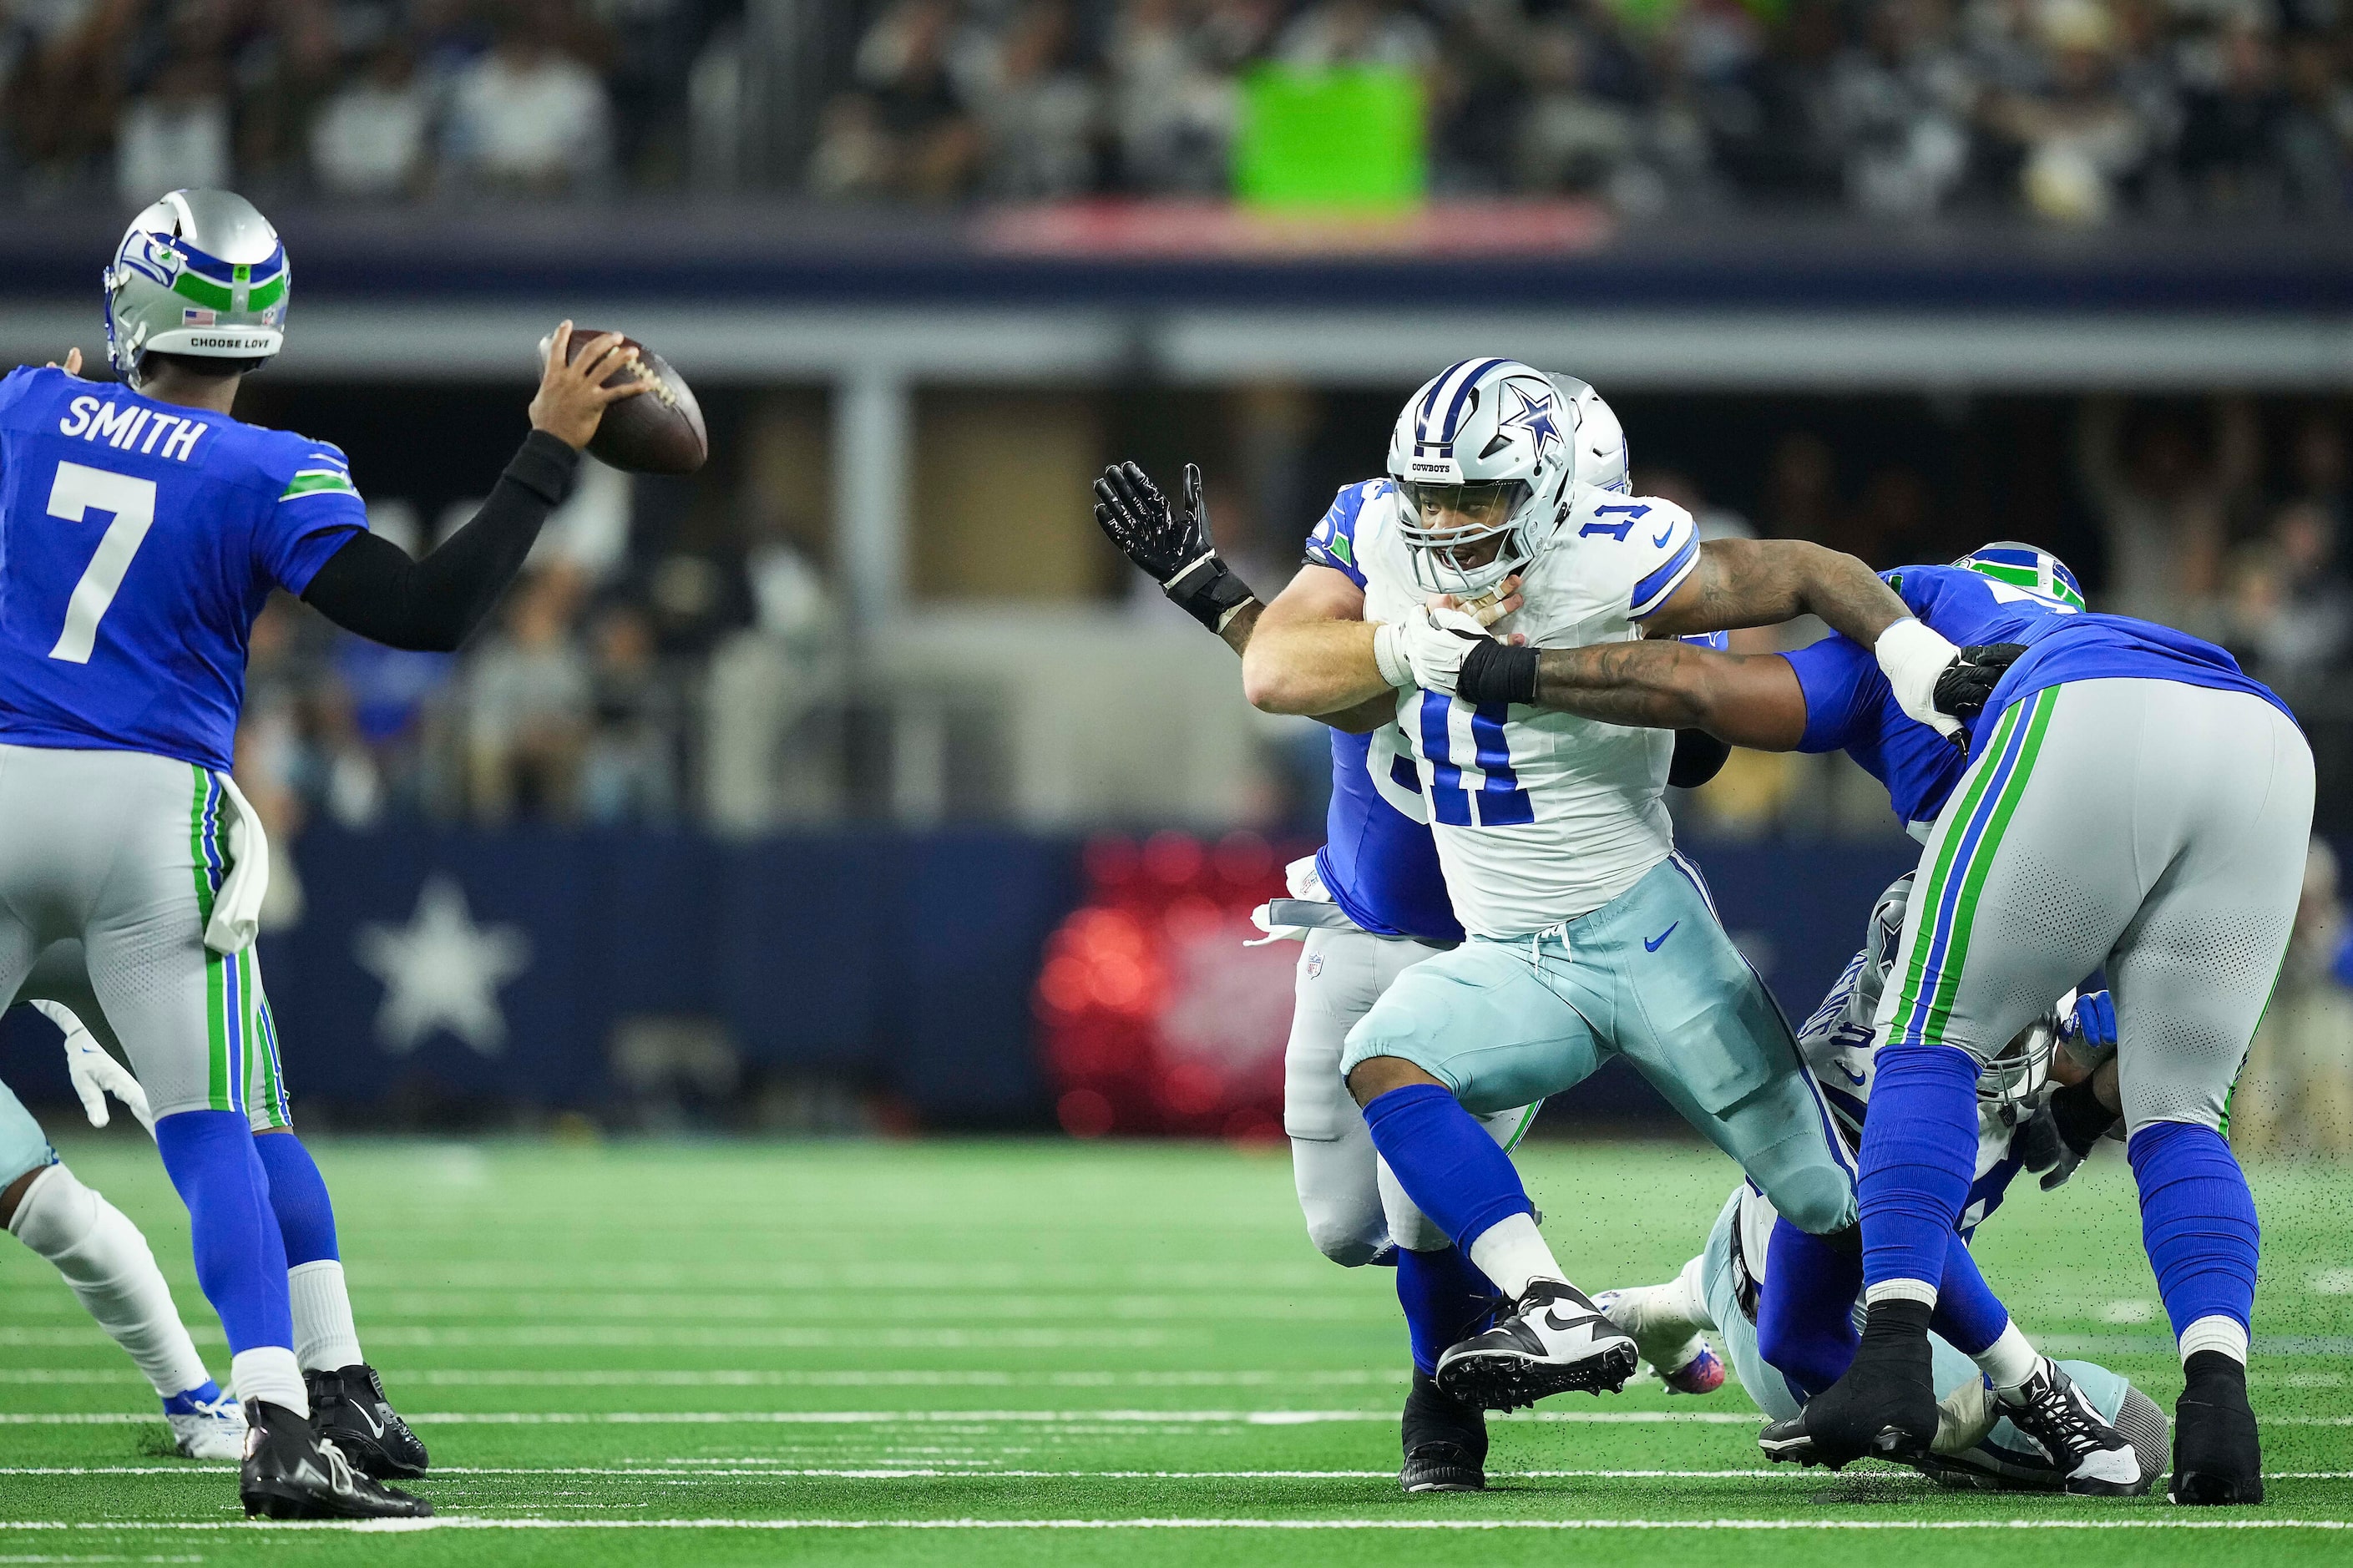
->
xmin=7 ymin=1465 xmax=2350 ymax=1481
xmin=2 ymin=1517 xmax=2350 ymax=1534
xmin=0 ymin=1409 xmax=1767 ymax=1427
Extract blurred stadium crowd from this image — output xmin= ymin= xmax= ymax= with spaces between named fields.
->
xmin=0 ymin=0 xmax=2347 ymax=221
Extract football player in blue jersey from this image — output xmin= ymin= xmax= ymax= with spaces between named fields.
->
xmin=1424 ymin=542 xmax=2305 ymax=1505
xmin=0 ymin=188 xmax=649 ymax=1517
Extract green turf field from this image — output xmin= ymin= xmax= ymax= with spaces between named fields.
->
xmin=3 ymin=1136 xmax=2348 ymax=1565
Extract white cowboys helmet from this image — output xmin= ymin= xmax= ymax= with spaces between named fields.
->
xmin=103 ymin=189 xmax=288 ymax=386
xmin=1553 ymin=372 xmax=1629 ymax=498
xmin=1858 ymin=872 xmax=2057 ymax=1123
xmin=1388 ymin=357 xmax=1588 ymax=597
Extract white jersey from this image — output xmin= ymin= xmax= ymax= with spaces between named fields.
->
xmin=1349 ymin=480 xmax=1703 ymax=936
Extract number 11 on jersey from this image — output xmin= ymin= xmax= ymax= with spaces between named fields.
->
xmin=45 ymin=460 xmax=158 ymax=664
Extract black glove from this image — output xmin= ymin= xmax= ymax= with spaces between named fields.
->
xmin=1668 ymin=729 xmax=1732 ymax=789
xmin=2011 ymin=1075 xmax=2122 ymax=1191
xmin=1092 ymin=461 xmax=1255 ymax=632
xmin=1932 ymin=642 xmax=2027 ymax=720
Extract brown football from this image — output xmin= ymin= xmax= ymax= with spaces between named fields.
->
xmin=543 ymin=327 xmax=708 ymax=476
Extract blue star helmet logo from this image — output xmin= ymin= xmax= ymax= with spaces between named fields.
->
xmin=1500 ymin=382 xmax=1562 ymax=462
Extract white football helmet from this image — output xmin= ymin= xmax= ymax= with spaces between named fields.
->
xmin=1551 ymin=372 xmax=1629 ymax=497
xmin=1387 ymin=357 xmax=1584 ymax=596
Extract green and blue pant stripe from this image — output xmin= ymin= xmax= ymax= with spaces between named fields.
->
xmin=188 ymin=766 xmax=252 ymax=1117
xmin=1893 ymin=688 xmax=2058 ymax=1055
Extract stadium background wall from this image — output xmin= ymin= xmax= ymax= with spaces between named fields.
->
xmin=0 ymin=829 xmax=1919 ymax=1134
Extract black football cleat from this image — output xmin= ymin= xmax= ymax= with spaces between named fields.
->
xmin=1774 ymin=1301 xmax=1941 ymax=1469
xmin=1399 ymin=1368 xmax=1487 ymax=1493
xmin=1994 ymin=1359 xmax=2149 ymax=1495
xmin=1435 ymin=1280 xmax=1638 ymax=1412
xmin=239 ymin=1399 xmax=431 ymax=1520
xmin=2170 ymin=1351 xmax=2264 ymax=1505
xmin=306 ymin=1363 xmax=430 ymax=1479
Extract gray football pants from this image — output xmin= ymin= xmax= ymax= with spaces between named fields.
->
xmin=1874 ymin=680 xmax=2313 ymax=1134
xmin=0 ymin=746 xmax=271 ymax=1124
xmin=1283 ymin=924 xmax=1536 ymax=1264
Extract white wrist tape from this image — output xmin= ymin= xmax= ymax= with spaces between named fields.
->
xmin=1372 ymin=622 xmax=1414 ymax=689
xmin=1874 ymin=616 xmax=1963 ymax=736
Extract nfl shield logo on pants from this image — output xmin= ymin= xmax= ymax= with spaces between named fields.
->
xmin=1304 ymin=952 xmax=1323 ymax=979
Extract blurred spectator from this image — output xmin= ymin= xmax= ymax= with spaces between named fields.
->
xmin=2221 ymin=499 xmax=2351 ymax=695
xmin=114 ymin=0 xmax=232 ymax=203
xmin=811 ymin=0 xmax=979 ymax=200
xmin=1984 ymin=0 xmax=2148 ymax=224
xmin=465 ymin=569 xmax=591 ymax=823
xmin=581 ymin=601 xmax=681 ymax=822
xmin=2075 ymin=396 xmax=2259 ymax=630
xmin=1105 ymin=0 xmax=1237 ymax=194
xmin=444 ymin=0 xmax=614 ymax=194
xmin=1825 ymin=0 xmax=1972 ymax=217
xmin=1276 ymin=0 xmax=1435 ymax=73
xmin=235 ymin=0 xmax=342 ymax=186
xmin=2236 ymin=837 xmax=2353 ymax=1157
xmin=311 ymin=43 xmax=432 ymax=198
xmin=2176 ymin=18 xmax=2294 ymax=215
xmin=970 ymin=0 xmax=1099 ymax=198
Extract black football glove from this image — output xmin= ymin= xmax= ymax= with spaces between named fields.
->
xmin=1092 ymin=461 xmax=1255 ymax=633
xmin=2012 ymin=1076 xmax=2122 ymax=1191
xmin=1931 ymin=642 xmax=2027 ymax=720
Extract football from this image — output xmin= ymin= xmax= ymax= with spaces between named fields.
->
xmin=542 ymin=326 xmax=708 ymax=476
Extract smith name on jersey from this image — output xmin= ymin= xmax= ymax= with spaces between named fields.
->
xmin=0 ymin=366 xmax=367 ymax=771
xmin=1308 ymin=477 xmax=1701 ymax=938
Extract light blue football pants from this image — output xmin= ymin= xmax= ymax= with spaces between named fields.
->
xmin=1700 ymin=1189 xmax=2130 ymax=1446
xmin=0 ymin=1078 xmax=57 ymax=1186
xmin=1342 ymin=853 xmax=1857 ymax=1235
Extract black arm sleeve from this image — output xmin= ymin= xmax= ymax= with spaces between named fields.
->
xmin=299 ymin=430 xmax=580 ymax=652
xmin=1667 ymin=728 xmax=1732 ymax=789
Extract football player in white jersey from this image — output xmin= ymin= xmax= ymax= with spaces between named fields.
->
xmin=1241 ymin=357 xmax=1971 ymax=1408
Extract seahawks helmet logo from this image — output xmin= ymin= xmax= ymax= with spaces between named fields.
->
xmin=109 ymin=230 xmax=180 ymax=289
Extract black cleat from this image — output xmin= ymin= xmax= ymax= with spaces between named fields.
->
xmin=1995 ymin=1359 xmax=2149 ymax=1495
xmin=1399 ymin=1368 xmax=1487 ymax=1493
xmin=1780 ymin=1299 xmax=1941 ymax=1468
xmin=2170 ymin=1351 xmax=2264 ymax=1505
xmin=1915 ymin=1385 xmax=2170 ymax=1494
xmin=239 ymin=1399 xmax=431 ymax=1520
xmin=1435 ymin=1280 xmax=1638 ymax=1412
xmin=306 ymin=1363 xmax=430 ymax=1479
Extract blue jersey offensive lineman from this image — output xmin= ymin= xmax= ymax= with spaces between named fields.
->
xmin=1447 ymin=540 xmax=2306 ymax=1500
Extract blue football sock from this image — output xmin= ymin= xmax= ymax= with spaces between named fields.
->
xmin=1758 ymin=1216 xmax=1861 ymax=1397
xmin=1856 ymin=1044 xmax=1981 ymax=1293
xmin=253 ymin=1130 xmax=340 ymax=1267
xmin=1359 ymin=1085 xmax=1533 ymax=1252
xmin=1396 ymin=1244 xmax=1500 ymax=1377
xmin=1930 ymin=1231 xmax=2009 ymax=1356
xmin=152 ymin=1111 xmax=291 ymax=1357
xmin=2128 ymin=1120 xmax=2259 ymax=1342
xmin=162 ymin=1378 xmax=226 ymax=1413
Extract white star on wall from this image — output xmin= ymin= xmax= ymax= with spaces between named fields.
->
xmin=354 ymin=875 xmax=533 ymax=1057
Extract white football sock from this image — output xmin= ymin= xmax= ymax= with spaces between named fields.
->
xmin=8 ymin=1165 xmax=211 ymax=1399
xmin=1864 ymin=1277 xmax=1938 ymax=1309
xmin=230 ymin=1346 xmax=307 ymax=1418
xmin=1466 ymin=1211 xmax=1566 ymax=1301
xmin=2179 ymin=1314 xmax=2249 ymax=1367
xmin=1672 ymin=1253 xmax=1714 ymax=1332
xmin=288 ymin=1259 xmax=365 ymax=1372
xmin=1973 ymin=1321 xmax=2042 ymax=1391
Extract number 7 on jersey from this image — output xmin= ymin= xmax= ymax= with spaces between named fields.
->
xmin=45 ymin=460 xmax=158 ymax=664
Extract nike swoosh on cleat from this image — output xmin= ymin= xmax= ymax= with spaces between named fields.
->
xmin=1652 ymin=526 xmax=1675 ymax=547
xmin=1839 ymin=1064 xmax=1866 ymax=1085
xmin=1644 ymin=923 xmax=1677 ymax=952
xmin=1540 ymin=1307 xmax=1597 ymax=1333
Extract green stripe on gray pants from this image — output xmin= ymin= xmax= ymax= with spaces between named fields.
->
xmin=1872 ymin=680 xmax=2313 ymax=1135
